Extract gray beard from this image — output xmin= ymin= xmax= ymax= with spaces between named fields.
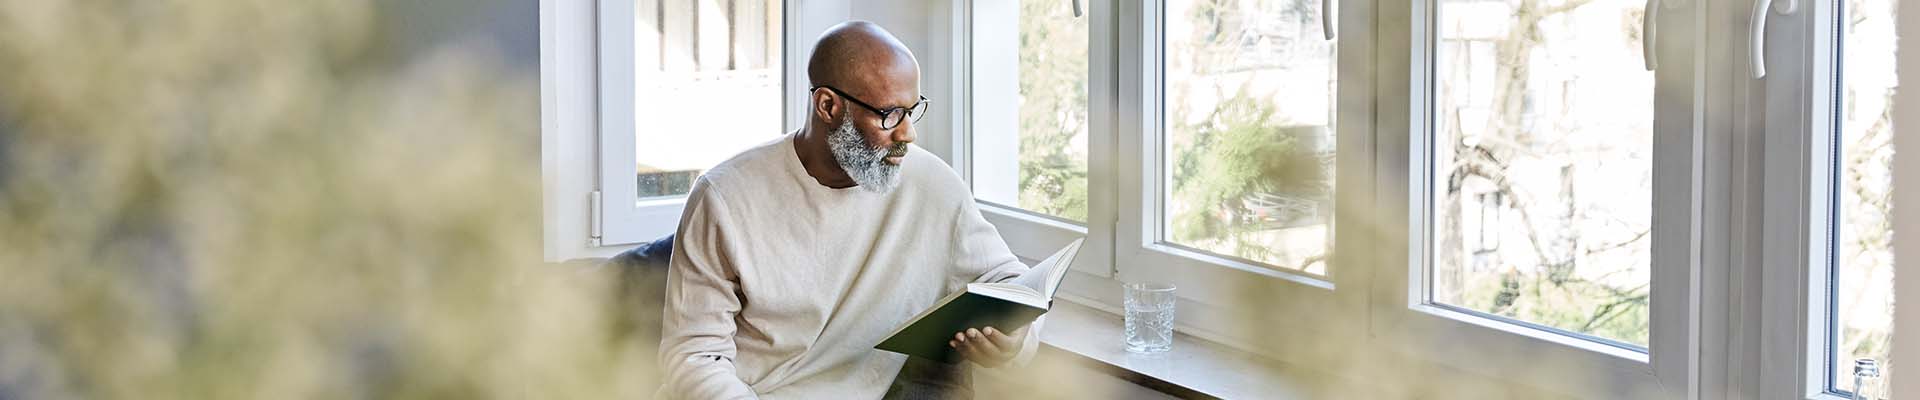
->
xmin=826 ymin=119 xmax=901 ymax=193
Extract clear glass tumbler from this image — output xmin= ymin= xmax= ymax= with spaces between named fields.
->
xmin=1123 ymin=282 xmax=1176 ymax=353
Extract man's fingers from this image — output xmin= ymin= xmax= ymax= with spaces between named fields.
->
xmin=952 ymin=328 xmax=1015 ymax=367
xmin=952 ymin=331 xmax=980 ymax=360
xmin=966 ymin=328 xmax=1003 ymax=355
xmin=984 ymin=327 xmax=1018 ymax=350
xmin=964 ymin=340 xmax=989 ymax=363
xmin=963 ymin=340 xmax=1002 ymax=367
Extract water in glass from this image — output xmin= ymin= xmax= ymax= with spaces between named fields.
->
xmin=1124 ymin=283 xmax=1175 ymax=353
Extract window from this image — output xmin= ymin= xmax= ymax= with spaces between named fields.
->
xmin=938 ymin=0 xmax=1914 ymax=396
xmin=635 ymin=0 xmax=785 ymax=199
xmin=1161 ymin=0 xmax=1338 ymax=274
xmin=543 ymin=0 xmax=1913 ymax=395
xmin=1378 ymin=0 xmax=1695 ymax=395
xmin=1096 ymin=0 xmax=1355 ymax=311
xmin=962 ymin=0 xmax=1114 ymax=278
xmin=586 ymin=0 xmax=791 ymax=247
xmin=1099 ymin=0 xmax=1358 ymax=331
xmin=969 ymin=0 xmax=1092 ymax=222
xmin=1824 ymin=0 xmax=1898 ymax=394
xmin=960 ymin=0 xmax=1358 ymax=320
xmin=1425 ymin=0 xmax=1654 ymax=348
xmin=1754 ymin=0 xmax=1903 ymax=397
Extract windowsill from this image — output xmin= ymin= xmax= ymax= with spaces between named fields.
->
xmin=1029 ymin=299 xmax=1353 ymax=399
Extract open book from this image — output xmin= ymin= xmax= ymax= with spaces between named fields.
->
xmin=874 ymin=238 xmax=1085 ymax=362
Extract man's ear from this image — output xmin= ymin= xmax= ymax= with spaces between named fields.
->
xmin=811 ymin=89 xmax=838 ymax=126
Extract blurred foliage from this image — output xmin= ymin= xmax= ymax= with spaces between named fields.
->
xmin=1164 ymin=0 xmax=1333 ymax=268
xmin=1168 ymin=91 xmax=1326 ymax=249
xmin=1451 ymin=269 xmax=1650 ymax=346
xmin=1014 ymin=0 xmax=1090 ymax=221
xmin=0 ymin=1 xmax=659 ymax=398
xmin=1427 ymin=0 xmax=1657 ymax=346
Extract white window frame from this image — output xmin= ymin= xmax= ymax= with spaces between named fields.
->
xmin=1754 ymin=0 xmax=1841 ymax=397
xmin=543 ymin=0 xmax=617 ymax=261
xmin=1109 ymin=0 xmax=1374 ymax=353
xmin=541 ymin=0 xmax=847 ymax=261
xmin=953 ymin=0 xmax=1379 ymax=368
xmin=1898 ymin=2 xmax=1920 ymax=396
xmin=963 ymin=2 xmax=1712 ymax=392
xmin=593 ymin=0 xmax=807 ymax=248
xmin=593 ymin=0 xmax=678 ymax=248
xmin=953 ymin=0 xmax=1118 ymax=279
xmin=1754 ymin=0 xmax=1912 ymax=398
xmin=533 ymin=0 xmax=1920 ymax=396
xmin=1372 ymin=0 xmax=1706 ymax=397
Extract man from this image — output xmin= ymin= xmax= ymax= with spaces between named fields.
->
xmin=659 ymin=21 xmax=1040 ymax=399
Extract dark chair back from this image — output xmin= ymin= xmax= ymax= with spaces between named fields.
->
xmin=597 ymin=234 xmax=675 ymax=367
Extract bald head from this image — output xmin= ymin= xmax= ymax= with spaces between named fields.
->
xmin=793 ymin=21 xmax=923 ymax=191
xmin=807 ymin=21 xmax=918 ymax=92
xmin=800 ymin=20 xmax=921 ymax=161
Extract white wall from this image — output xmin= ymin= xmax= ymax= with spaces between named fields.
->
xmin=1893 ymin=0 xmax=1918 ymax=397
xmin=786 ymin=0 xmax=958 ymax=165
xmin=542 ymin=0 xmax=960 ymax=261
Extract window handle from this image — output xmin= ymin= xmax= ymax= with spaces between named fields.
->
xmin=1322 ymin=0 xmax=1336 ymax=40
xmin=1643 ymin=0 xmax=1657 ymax=71
xmin=1758 ymin=0 xmax=1766 ymax=77
xmin=1072 ymin=0 xmax=1083 ymax=17
xmin=1750 ymin=0 xmax=1798 ymax=78
xmin=1750 ymin=0 xmax=1772 ymax=77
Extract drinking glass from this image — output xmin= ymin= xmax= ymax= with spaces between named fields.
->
xmin=1123 ymin=282 xmax=1176 ymax=353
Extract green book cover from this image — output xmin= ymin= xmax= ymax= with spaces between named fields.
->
xmin=874 ymin=238 xmax=1084 ymax=362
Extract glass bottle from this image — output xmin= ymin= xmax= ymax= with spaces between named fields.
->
xmin=1851 ymin=358 xmax=1882 ymax=400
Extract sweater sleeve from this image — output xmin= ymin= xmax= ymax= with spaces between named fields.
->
xmin=659 ymin=178 xmax=759 ymax=400
xmin=950 ymin=199 xmax=1029 ymax=286
xmin=949 ymin=199 xmax=1044 ymax=366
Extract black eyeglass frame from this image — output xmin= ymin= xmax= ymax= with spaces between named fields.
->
xmin=810 ymin=85 xmax=930 ymax=130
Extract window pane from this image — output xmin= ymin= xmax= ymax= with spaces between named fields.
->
xmin=1163 ymin=0 xmax=1337 ymax=274
xmin=635 ymin=0 xmax=784 ymax=199
xmin=1830 ymin=0 xmax=1898 ymax=394
xmin=1428 ymin=0 xmax=1652 ymax=347
xmin=971 ymin=0 xmax=1091 ymax=222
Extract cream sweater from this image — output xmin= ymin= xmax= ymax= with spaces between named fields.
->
xmin=659 ymin=134 xmax=1040 ymax=399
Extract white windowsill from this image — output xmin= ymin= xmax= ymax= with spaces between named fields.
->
xmin=1408 ymin=303 xmax=1650 ymax=364
xmin=1136 ymin=242 xmax=1336 ymax=291
xmin=1022 ymin=298 xmax=1356 ymax=399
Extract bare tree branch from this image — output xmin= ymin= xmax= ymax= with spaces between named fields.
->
xmin=1584 ymin=229 xmax=1650 ymax=256
xmin=1541 ymin=0 xmax=1601 ymax=17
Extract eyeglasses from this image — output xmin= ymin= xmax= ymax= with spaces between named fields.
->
xmin=811 ymin=85 xmax=930 ymax=130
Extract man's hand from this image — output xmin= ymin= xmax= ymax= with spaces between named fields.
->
xmin=949 ymin=326 xmax=1025 ymax=368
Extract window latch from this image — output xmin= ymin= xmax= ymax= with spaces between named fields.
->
xmin=1750 ymin=0 xmax=1798 ymax=78
xmin=1643 ymin=0 xmax=1657 ymax=71
xmin=1322 ymin=0 xmax=1336 ymax=40
xmin=589 ymin=190 xmax=604 ymax=246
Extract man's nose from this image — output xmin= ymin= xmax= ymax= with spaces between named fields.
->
xmin=891 ymin=120 xmax=916 ymax=146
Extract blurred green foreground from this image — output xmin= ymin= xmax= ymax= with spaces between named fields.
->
xmin=0 ymin=1 xmax=665 ymax=398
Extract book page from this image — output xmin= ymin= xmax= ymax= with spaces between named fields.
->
xmin=1008 ymin=238 xmax=1084 ymax=299
xmin=969 ymin=283 xmax=1044 ymax=308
